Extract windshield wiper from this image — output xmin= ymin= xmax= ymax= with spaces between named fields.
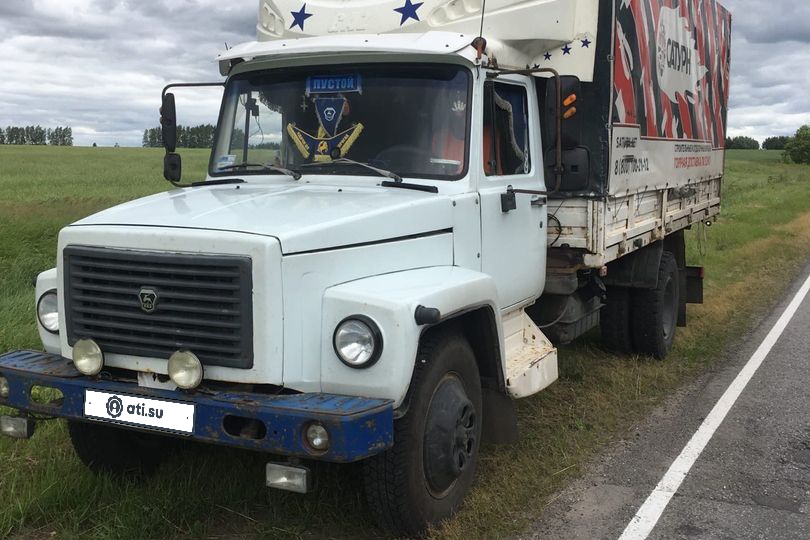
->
xmin=380 ymin=181 xmax=439 ymax=193
xmin=217 ymin=163 xmax=302 ymax=181
xmin=191 ymin=178 xmax=246 ymax=187
xmin=300 ymin=158 xmax=402 ymax=182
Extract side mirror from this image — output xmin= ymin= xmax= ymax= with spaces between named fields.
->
xmin=164 ymin=153 xmax=182 ymax=183
xmin=544 ymin=76 xmax=583 ymax=150
xmin=544 ymin=147 xmax=591 ymax=192
xmin=160 ymin=93 xmax=177 ymax=153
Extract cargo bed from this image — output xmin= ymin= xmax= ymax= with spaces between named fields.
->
xmin=549 ymin=176 xmax=721 ymax=268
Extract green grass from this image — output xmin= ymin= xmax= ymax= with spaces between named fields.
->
xmin=0 ymin=147 xmax=210 ymax=358
xmin=0 ymin=148 xmax=809 ymax=539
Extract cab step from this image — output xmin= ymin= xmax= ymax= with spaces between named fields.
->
xmin=502 ymin=309 xmax=558 ymax=398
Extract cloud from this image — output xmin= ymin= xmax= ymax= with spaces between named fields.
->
xmin=0 ymin=0 xmax=254 ymax=147
xmin=721 ymin=0 xmax=810 ymax=139
xmin=0 ymin=0 xmax=807 ymax=147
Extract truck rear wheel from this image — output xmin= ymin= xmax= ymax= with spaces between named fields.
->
xmin=68 ymin=420 xmax=171 ymax=476
xmin=599 ymin=286 xmax=634 ymax=353
xmin=631 ymin=251 xmax=680 ymax=359
xmin=362 ymin=331 xmax=482 ymax=536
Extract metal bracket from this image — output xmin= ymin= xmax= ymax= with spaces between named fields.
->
xmin=501 ymin=188 xmax=517 ymax=213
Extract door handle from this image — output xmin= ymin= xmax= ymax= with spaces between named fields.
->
xmin=531 ymin=195 xmax=547 ymax=207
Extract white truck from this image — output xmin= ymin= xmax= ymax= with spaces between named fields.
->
xmin=1 ymin=0 xmax=731 ymax=534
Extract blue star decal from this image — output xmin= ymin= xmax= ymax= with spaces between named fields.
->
xmin=394 ymin=0 xmax=424 ymax=25
xmin=581 ymin=38 xmax=592 ymax=48
xmin=290 ymin=3 xmax=313 ymax=31
xmin=562 ymin=44 xmax=572 ymax=55
xmin=543 ymin=52 xmax=552 ymax=61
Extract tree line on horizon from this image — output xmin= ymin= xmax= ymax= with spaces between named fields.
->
xmin=0 ymin=126 xmax=73 ymax=146
xmin=142 ymin=124 xmax=281 ymax=151
xmin=142 ymin=124 xmax=217 ymax=148
xmin=726 ymin=125 xmax=810 ymax=164
xmin=725 ymin=135 xmax=791 ymax=151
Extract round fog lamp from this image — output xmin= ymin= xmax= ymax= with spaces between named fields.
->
xmin=305 ymin=423 xmax=330 ymax=452
xmin=168 ymin=351 xmax=203 ymax=390
xmin=73 ymin=339 xmax=104 ymax=376
xmin=333 ymin=316 xmax=383 ymax=368
xmin=37 ymin=290 xmax=59 ymax=334
xmin=0 ymin=376 xmax=9 ymax=399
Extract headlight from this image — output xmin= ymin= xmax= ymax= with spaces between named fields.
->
xmin=168 ymin=351 xmax=204 ymax=390
xmin=73 ymin=339 xmax=104 ymax=376
xmin=304 ymin=422 xmax=330 ymax=452
xmin=0 ymin=376 xmax=9 ymax=399
xmin=333 ymin=316 xmax=383 ymax=368
xmin=36 ymin=290 xmax=59 ymax=334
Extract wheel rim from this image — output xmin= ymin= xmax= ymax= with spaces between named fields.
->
xmin=423 ymin=374 xmax=477 ymax=497
xmin=662 ymin=276 xmax=677 ymax=341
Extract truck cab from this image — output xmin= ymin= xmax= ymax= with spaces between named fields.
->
xmin=1 ymin=0 xmax=731 ymax=535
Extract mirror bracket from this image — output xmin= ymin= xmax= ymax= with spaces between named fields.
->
xmin=158 ymin=82 xmax=225 ymax=184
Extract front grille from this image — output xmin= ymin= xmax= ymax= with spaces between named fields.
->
xmin=64 ymin=246 xmax=253 ymax=369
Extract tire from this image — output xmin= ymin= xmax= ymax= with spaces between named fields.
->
xmin=68 ymin=420 xmax=172 ymax=477
xmin=600 ymin=286 xmax=634 ymax=353
xmin=362 ymin=331 xmax=482 ymax=536
xmin=631 ymin=251 xmax=680 ymax=359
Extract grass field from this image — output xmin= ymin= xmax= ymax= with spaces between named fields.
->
xmin=1 ymin=147 xmax=809 ymax=539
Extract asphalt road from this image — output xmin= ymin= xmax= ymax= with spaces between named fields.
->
xmin=525 ymin=264 xmax=810 ymax=540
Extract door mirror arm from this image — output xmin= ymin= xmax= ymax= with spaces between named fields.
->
xmin=501 ymin=185 xmax=548 ymax=213
xmin=159 ymin=82 xmax=225 ymax=185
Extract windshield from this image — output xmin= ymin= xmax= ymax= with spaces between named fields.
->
xmin=210 ymin=64 xmax=471 ymax=180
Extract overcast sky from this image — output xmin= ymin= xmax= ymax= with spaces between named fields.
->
xmin=1 ymin=0 xmax=808 ymax=147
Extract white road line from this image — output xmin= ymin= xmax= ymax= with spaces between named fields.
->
xmin=619 ymin=272 xmax=810 ymax=540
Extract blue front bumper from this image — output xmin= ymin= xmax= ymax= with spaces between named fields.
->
xmin=0 ymin=350 xmax=394 ymax=463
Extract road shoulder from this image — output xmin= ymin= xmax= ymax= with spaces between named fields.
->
xmin=522 ymin=260 xmax=810 ymax=540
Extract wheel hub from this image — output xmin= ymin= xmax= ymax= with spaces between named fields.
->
xmin=423 ymin=376 xmax=477 ymax=495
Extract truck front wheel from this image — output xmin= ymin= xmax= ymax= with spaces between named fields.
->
xmin=631 ymin=251 xmax=680 ymax=359
xmin=68 ymin=420 xmax=172 ymax=476
xmin=362 ymin=331 xmax=482 ymax=535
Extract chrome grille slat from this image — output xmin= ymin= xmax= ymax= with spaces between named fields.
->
xmin=73 ymin=283 xmax=239 ymax=303
xmin=65 ymin=246 xmax=254 ymax=369
xmin=70 ymin=270 xmax=242 ymax=291
xmin=70 ymin=258 xmax=241 ymax=278
xmin=71 ymin=294 xmax=241 ymax=316
xmin=73 ymin=329 xmax=242 ymax=355
xmin=72 ymin=306 xmax=242 ymax=329
xmin=72 ymin=317 xmax=240 ymax=341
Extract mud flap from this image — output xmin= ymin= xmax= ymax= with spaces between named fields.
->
xmin=686 ymin=266 xmax=705 ymax=304
xmin=481 ymin=387 xmax=519 ymax=445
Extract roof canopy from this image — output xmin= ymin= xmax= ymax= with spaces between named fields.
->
xmin=230 ymin=0 xmax=600 ymax=81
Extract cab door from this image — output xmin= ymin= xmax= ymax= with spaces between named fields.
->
xmin=478 ymin=78 xmax=548 ymax=310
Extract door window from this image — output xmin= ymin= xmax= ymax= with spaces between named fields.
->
xmin=483 ymin=83 xmax=531 ymax=176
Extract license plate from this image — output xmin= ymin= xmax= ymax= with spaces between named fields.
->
xmin=84 ymin=390 xmax=195 ymax=434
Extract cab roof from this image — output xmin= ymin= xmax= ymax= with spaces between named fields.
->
xmin=217 ymin=31 xmax=476 ymax=66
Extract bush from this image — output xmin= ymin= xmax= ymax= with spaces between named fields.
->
xmin=784 ymin=126 xmax=810 ymax=164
